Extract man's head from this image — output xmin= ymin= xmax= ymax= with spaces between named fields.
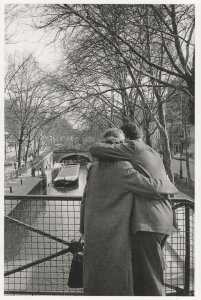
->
xmin=103 ymin=128 xmax=125 ymax=144
xmin=121 ymin=122 xmax=143 ymax=140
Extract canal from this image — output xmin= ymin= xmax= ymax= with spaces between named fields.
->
xmin=5 ymin=165 xmax=88 ymax=294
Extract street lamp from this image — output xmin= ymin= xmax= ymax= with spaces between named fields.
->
xmin=178 ymin=134 xmax=183 ymax=179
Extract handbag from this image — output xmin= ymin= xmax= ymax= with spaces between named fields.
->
xmin=68 ymin=237 xmax=83 ymax=288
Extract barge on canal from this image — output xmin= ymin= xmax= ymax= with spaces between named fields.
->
xmin=53 ymin=164 xmax=80 ymax=187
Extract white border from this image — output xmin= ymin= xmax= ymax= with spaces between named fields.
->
xmin=1 ymin=1 xmax=200 ymax=300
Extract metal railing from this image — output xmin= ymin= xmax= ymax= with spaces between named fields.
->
xmin=165 ymin=198 xmax=194 ymax=296
xmin=4 ymin=195 xmax=194 ymax=296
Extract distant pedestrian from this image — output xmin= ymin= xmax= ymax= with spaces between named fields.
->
xmin=39 ymin=167 xmax=46 ymax=177
xmin=39 ymin=168 xmax=47 ymax=195
xmin=31 ymin=166 xmax=36 ymax=177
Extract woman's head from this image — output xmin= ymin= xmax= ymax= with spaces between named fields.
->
xmin=103 ymin=128 xmax=125 ymax=144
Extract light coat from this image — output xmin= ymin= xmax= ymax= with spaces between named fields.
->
xmin=90 ymin=140 xmax=176 ymax=235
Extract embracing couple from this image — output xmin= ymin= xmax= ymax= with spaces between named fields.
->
xmin=80 ymin=122 xmax=178 ymax=296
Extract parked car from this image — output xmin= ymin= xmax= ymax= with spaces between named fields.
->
xmin=173 ymin=153 xmax=186 ymax=160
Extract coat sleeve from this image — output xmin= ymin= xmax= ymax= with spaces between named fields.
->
xmin=123 ymin=167 xmax=178 ymax=199
xmin=89 ymin=142 xmax=133 ymax=161
xmin=79 ymin=163 xmax=94 ymax=235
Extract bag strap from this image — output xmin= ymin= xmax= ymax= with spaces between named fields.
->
xmin=75 ymin=236 xmax=83 ymax=255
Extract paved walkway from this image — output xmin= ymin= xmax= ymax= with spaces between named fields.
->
xmin=4 ymin=170 xmax=42 ymax=216
xmin=4 ymin=176 xmax=41 ymax=195
xmin=176 ymin=191 xmax=193 ymax=201
xmin=172 ymin=158 xmax=194 ymax=181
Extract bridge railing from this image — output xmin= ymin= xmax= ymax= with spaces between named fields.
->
xmin=4 ymin=195 xmax=194 ymax=296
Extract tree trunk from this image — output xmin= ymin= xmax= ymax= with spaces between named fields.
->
xmin=144 ymin=129 xmax=152 ymax=147
xmin=17 ymin=137 xmax=23 ymax=168
xmin=184 ymin=120 xmax=193 ymax=185
xmin=185 ymin=153 xmax=193 ymax=185
xmin=24 ymin=134 xmax=31 ymax=165
xmin=37 ymin=137 xmax=41 ymax=155
xmin=168 ymin=123 xmax=174 ymax=155
xmin=15 ymin=142 xmax=18 ymax=161
xmin=33 ymin=138 xmax=36 ymax=157
xmin=156 ymin=100 xmax=174 ymax=182
xmin=159 ymin=128 xmax=174 ymax=182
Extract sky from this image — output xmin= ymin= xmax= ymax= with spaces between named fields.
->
xmin=4 ymin=5 xmax=63 ymax=71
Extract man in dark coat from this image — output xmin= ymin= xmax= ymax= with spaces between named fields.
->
xmin=89 ymin=123 xmax=176 ymax=296
xmin=81 ymin=128 xmax=178 ymax=296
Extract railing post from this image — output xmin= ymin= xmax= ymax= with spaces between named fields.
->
xmin=184 ymin=205 xmax=190 ymax=295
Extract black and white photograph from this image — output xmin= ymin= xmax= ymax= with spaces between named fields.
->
xmin=2 ymin=1 xmax=197 ymax=297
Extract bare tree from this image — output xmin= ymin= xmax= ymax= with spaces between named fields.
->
xmin=5 ymin=54 xmax=80 ymax=167
xmin=12 ymin=4 xmax=194 ymax=179
xmin=32 ymin=4 xmax=194 ymax=92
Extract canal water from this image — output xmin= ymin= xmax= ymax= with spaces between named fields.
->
xmin=5 ymin=165 xmax=88 ymax=294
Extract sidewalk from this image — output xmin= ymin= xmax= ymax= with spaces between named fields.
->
xmin=4 ymin=171 xmax=43 ymax=216
xmin=176 ymin=191 xmax=194 ymax=201
xmin=4 ymin=176 xmax=41 ymax=195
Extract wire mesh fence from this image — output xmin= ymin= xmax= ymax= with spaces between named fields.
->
xmin=164 ymin=199 xmax=194 ymax=295
xmin=4 ymin=195 xmax=194 ymax=295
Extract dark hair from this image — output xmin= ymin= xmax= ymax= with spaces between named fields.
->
xmin=121 ymin=122 xmax=143 ymax=140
